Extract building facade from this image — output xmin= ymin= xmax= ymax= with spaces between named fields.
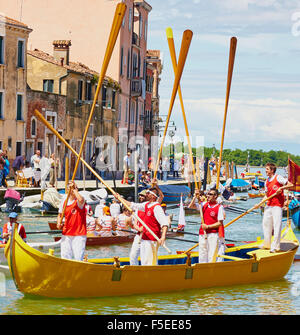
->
xmin=27 ymin=41 xmax=120 ymax=177
xmin=0 ymin=0 xmax=159 ymax=170
xmin=0 ymin=16 xmax=32 ymax=159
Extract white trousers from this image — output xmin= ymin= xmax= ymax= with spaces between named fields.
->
xmin=198 ymin=233 xmax=219 ymax=263
xmin=217 ymin=237 xmax=226 ymax=262
xmin=61 ymin=235 xmax=87 ymax=261
xmin=140 ymin=239 xmax=159 ymax=266
xmin=130 ymin=234 xmax=142 ymax=265
xmin=262 ymin=206 xmax=283 ymax=251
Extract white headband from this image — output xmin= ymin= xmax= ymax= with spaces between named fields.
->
xmin=147 ymin=190 xmax=158 ymax=198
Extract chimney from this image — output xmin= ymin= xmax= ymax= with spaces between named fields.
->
xmin=53 ymin=40 xmax=71 ymax=65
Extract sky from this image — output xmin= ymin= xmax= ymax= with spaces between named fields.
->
xmin=146 ymin=0 xmax=300 ymax=155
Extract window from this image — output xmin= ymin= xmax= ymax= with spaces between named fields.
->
xmin=85 ymin=81 xmax=92 ymax=100
xmin=132 ymin=53 xmax=138 ymax=78
xmin=0 ymin=36 xmax=4 ymax=64
xmin=128 ymin=8 xmax=132 ymax=32
xmin=127 ymin=49 xmax=131 ymax=78
xmin=17 ymin=40 xmax=25 ymax=68
xmin=37 ymin=142 xmax=43 ymax=156
xmin=16 ymin=94 xmax=23 ymax=121
xmin=78 ymin=80 xmax=83 ymax=101
xmin=118 ymin=100 xmax=122 ymax=121
xmin=112 ymin=90 xmax=116 ymax=109
xmin=139 ymin=15 xmax=143 ymax=38
xmin=120 ymin=47 xmax=124 ymax=76
xmin=0 ymin=91 xmax=3 ymax=119
xmin=0 ymin=141 xmax=2 ymax=150
xmin=102 ymin=86 xmax=107 ymax=107
xmin=122 ymin=12 xmax=126 ymax=27
xmin=130 ymin=101 xmax=135 ymax=124
xmin=16 ymin=142 xmax=22 ymax=156
xmin=43 ymin=80 xmax=54 ymax=93
xmin=144 ymin=20 xmax=148 ymax=41
xmin=31 ymin=118 xmax=36 ymax=137
xmin=125 ymin=100 xmax=128 ymax=123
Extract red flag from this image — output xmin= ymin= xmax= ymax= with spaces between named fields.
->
xmin=288 ymin=158 xmax=300 ymax=192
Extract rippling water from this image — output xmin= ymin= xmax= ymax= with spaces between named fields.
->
xmin=1 ymin=191 xmax=300 ymax=315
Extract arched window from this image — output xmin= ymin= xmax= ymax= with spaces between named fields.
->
xmin=31 ymin=117 xmax=36 ymax=137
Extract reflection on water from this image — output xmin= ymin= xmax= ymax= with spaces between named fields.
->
xmin=1 ymin=192 xmax=300 ymax=315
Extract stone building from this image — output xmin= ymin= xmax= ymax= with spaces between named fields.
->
xmin=0 ymin=0 xmax=159 ymax=169
xmin=27 ymin=41 xmax=120 ymax=177
xmin=0 ymin=15 xmax=32 ymax=159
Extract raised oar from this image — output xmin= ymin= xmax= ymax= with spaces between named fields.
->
xmin=166 ymin=27 xmax=206 ymax=240
xmin=216 ymin=37 xmax=237 ymax=189
xmin=58 ymin=2 xmax=126 ymax=228
xmin=34 ymin=111 xmax=172 ymax=254
xmin=166 ymin=27 xmax=198 ymax=190
xmin=153 ymin=30 xmax=193 ymax=181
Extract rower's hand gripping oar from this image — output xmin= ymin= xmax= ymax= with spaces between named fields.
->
xmin=34 ymin=110 xmax=172 ymax=254
xmin=58 ymin=3 xmax=126 ymax=228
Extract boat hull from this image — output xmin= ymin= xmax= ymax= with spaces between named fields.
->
xmin=5 ymin=225 xmax=298 ymax=298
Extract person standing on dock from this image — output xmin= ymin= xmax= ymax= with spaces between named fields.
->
xmin=57 ymin=181 xmax=87 ymax=261
xmin=189 ymin=188 xmax=225 ymax=263
xmin=259 ymin=163 xmax=293 ymax=252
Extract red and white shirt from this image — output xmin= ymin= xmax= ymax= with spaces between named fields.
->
xmin=59 ymin=198 xmax=86 ymax=236
xmin=265 ymin=174 xmax=287 ymax=208
xmin=131 ymin=201 xmax=169 ymax=241
xmin=196 ymin=201 xmax=225 ymax=236
xmin=2 ymin=222 xmax=26 ymax=243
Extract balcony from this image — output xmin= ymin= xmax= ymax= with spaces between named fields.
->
xmin=131 ymin=79 xmax=142 ymax=97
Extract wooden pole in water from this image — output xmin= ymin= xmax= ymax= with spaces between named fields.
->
xmin=216 ymin=37 xmax=237 ymax=189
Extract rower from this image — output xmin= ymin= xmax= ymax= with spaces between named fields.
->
xmin=189 ymin=188 xmax=225 ymax=263
xmin=117 ymin=181 xmax=169 ymax=266
xmin=259 ymin=163 xmax=293 ymax=252
xmin=2 ymin=212 xmax=26 ymax=243
xmin=116 ymin=207 xmax=133 ymax=236
xmin=57 ymin=181 xmax=87 ymax=261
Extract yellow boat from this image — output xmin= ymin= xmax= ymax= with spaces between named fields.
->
xmin=5 ymin=223 xmax=299 ymax=298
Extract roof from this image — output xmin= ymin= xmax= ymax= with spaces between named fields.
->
xmin=27 ymin=48 xmax=116 ymax=82
xmin=0 ymin=15 xmax=32 ymax=32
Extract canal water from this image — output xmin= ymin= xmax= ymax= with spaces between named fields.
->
xmin=0 ymin=190 xmax=300 ymax=315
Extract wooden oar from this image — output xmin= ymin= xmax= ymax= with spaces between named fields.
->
xmin=26 ymin=230 xmax=61 ymax=235
xmin=216 ymin=37 xmax=237 ymax=189
xmin=153 ymin=29 xmax=193 ymax=181
xmin=34 ymin=111 xmax=172 ymax=254
xmin=58 ymin=2 xmax=126 ymax=227
xmin=224 ymin=186 xmax=293 ymax=229
xmin=166 ymin=27 xmax=206 ymax=240
xmin=166 ymin=27 xmax=198 ymax=190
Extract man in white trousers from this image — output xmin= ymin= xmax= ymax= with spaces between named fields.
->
xmin=57 ymin=181 xmax=87 ymax=261
xmin=188 ymin=188 xmax=225 ymax=263
xmin=260 ymin=163 xmax=293 ymax=252
xmin=118 ymin=184 xmax=168 ymax=266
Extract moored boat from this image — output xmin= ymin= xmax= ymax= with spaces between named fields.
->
xmin=155 ymin=185 xmax=191 ymax=203
xmin=248 ymin=192 xmax=264 ymax=199
xmin=5 ymin=223 xmax=298 ymax=298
